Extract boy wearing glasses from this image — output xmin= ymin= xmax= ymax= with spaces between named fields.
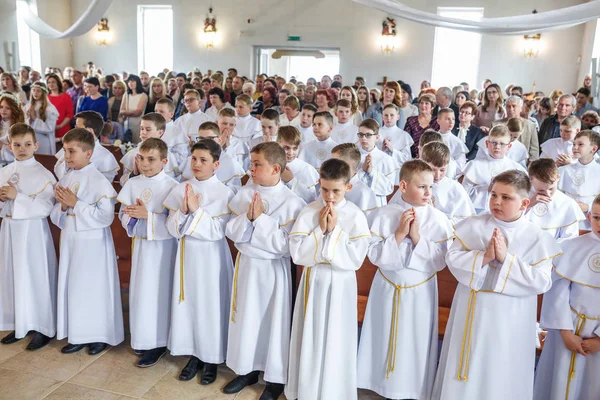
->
xmin=462 ymin=125 xmax=527 ymax=214
xmin=452 ymin=101 xmax=483 ymax=161
xmin=173 ymin=89 xmax=210 ymax=143
xmin=357 ymin=118 xmax=400 ymax=207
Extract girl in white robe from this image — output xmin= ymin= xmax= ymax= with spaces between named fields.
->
xmin=0 ymin=153 xmax=57 ymax=344
xmin=51 ymin=163 xmax=124 ymax=347
xmin=24 ymin=83 xmax=59 ymax=155
xmin=117 ymin=170 xmax=178 ymax=354
xmin=534 ymin=228 xmax=600 ymax=400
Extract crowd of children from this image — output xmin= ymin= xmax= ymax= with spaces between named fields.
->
xmin=0 ymin=76 xmax=599 ymax=400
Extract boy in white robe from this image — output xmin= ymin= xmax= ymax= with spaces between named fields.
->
xmin=476 ymin=117 xmax=529 ymax=168
xmin=533 ymin=197 xmax=600 ymax=400
xmin=286 ymin=158 xmax=370 ymax=400
xmin=377 ymin=103 xmax=414 ymax=167
xmin=432 ymin=170 xmax=562 ymax=400
xmin=358 ymin=160 xmax=453 ymax=400
xmin=51 ymin=128 xmax=124 ymax=355
xmin=117 ymin=138 xmax=178 ymax=367
xmin=219 ymin=108 xmax=250 ymax=170
xmin=357 ymin=118 xmax=400 ymax=207
xmin=248 ymin=109 xmax=279 ymax=150
xmin=155 ymin=98 xmax=190 ymax=166
xmin=179 ymin=121 xmax=245 ymax=193
xmin=298 ymin=104 xmax=317 ymax=143
xmin=223 ymin=142 xmax=305 ymax=399
xmin=233 ymin=94 xmax=262 ymax=144
xmin=165 ymin=139 xmax=235 ymax=385
xmin=330 ymin=99 xmax=357 ymax=144
xmin=526 ymin=158 xmax=585 ymax=240
xmin=418 ymin=130 xmax=460 ymax=180
xmin=120 ymin=113 xmax=180 ymax=186
xmin=173 ymin=89 xmax=210 ymax=143
xmin=462 ymin=125 xmax=528 ymax=214
xmin=54 ymin=111 xmax=119 ymax=182
xmin=390 ymin=142 xmax=475 ymax=225
xmin=558 ymin=130 xmax=600 ymax=230
xmin=277 ymin=126 xmax=319 ymax=203
xmin=437 ymin=108 xmax=468 ymax=170
xmin=540 ymin=115 xmax=581 ymax=167
xmin=279 ymin=96 xmax=301 ymax=127
xmin=331 ymin=143 xmax=379 ymax=216
xmin=298 ymin=111 xmax=338 ymax=170
xmin=0 ymin=124 xmax=57 ymax=351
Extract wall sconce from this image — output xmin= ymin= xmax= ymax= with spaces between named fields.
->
xmin=95 ymin=18 xmax=111 ymax=46
xmin=523 ymin=33 xmax=541 ymax=58
xmin=380 ymin=17 xmax=397 ymax=55
xmin=201 ymin=7 xmax=218 ymax=49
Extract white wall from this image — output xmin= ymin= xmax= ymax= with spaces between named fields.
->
xmin=66 ymin=0 xmax=593 ymax=94
xmin=0 ymin=0 xmax=20 ymax=71
xmin=37 ymin=0 xmax=73 ymax=71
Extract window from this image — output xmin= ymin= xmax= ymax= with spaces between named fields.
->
xmin=431 ymin=7 xmax=483 ymax=89
xmin=16 ymin=0 xmax=41 ymax=71
xmin=255 ymin=47 xmax=340 ymax=83
xmin=137 ymin=5 xmax=173 ymax=74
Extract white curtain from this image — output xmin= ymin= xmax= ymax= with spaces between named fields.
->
xmin=353 ymin=0 xmax=600 ymax=35
xmin=18 ymin=0 xmax=113 ymax=39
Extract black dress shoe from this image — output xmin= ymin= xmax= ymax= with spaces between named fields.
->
xmin=133 ymin=349 xmax=146 ymax=356
xmin=26 ymin=332 xmax=51 ymax=351
xmin=259 ymin=382 xmax=284 ymax=400
xmin=200 ymin=363 xmax=218 ymax=385
xmin=137 ymin=347 xmax=167 ymax=368
xmin=0 ymin=331 xmax=20 ymax=345
xmin=179 ymin=356 xmax=203 ymax=381
xmin=222 ymin=371 xmax=260 ymax=394
xmin=61 ymin=343 xmax=86 ymax=354
xmin=88 ymin=342 xmax=107 ymax=355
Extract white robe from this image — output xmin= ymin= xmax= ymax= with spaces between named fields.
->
xmin=224 ymin=137 xmax=250 ymax=171
xmin=534 ymin=233 xmax=600 ymax=400
xmin=540 ymin=138 xmax=575 ymax=163
xmin=225 ymin=182 xmax=305 ymax=383
xmin=440 ymin=131 xmax=468 ymax=170
xmin=432 ymin=214 xmax=562 ymax=400
xmin=462 ymin=155 xmax=527 ymax=212
xmin=525 ymin=189 xmax=585 ymax=240
xmin=117 ymin=171 xmax=178 ymax=350
xmin=25 ymin=101 xmax=59 ymax=155
xmin=285 ymin=158 xmax=319 ymax=204
xmin=234 ymin=114 xmax=262 ymax=144
xmin=119 ymin=142 xmax=180 ymax=186
xmin=0 ymin=157 xmax=57 ymax=338
xmin=376 ymin=125 xmax=414 ymax=167
xmin=346 ymin=173 xmax=379 ymax=216
xmin=358 ymin=146 xmax=399 ymax=207
xmin=54 ymin=140 xmax=120 ymax=183
xmin=476 ymin=137 xmax=529 ymax=168
xmin=330 ymin=121 xmax=357 ymax=144
xmin=179 ymin=151 xmax=245 ymax=194
xmin=359 ymin=198 xmax=453 ymax=399
xmin=285 ymin=199 xmax=370 ymax=400
xmin=248 ymin=133 xmax=277 ymax=151
xmin=50 ymin=163 xmax=124 ymax=345
xmin=279 ymin=113 xmax=301 ymax=128
xmin=165 ymin=175 xmax=235 ymax=363
xmin=162 ymin=120 xmax=191 ymax=166
xmin=173 ymin=109 xmax=210 ymax=142
xmin=558 ymin=160 xmax=600 ymax=230
xmin=0 ymin=123 xmax=14 ymax=164
xmin=298 ymin=125 xmax=316 ymax=143
xmin=205 ymin=103 xmax=234 ymax=122
xmin=298 ymin=137 xmax=338 ymax=170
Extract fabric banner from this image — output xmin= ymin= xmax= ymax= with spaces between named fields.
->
xmin=18 ymin=0 xmax=113 ymax=39
xmin=353 ymin=0 xmax=600 ymax=35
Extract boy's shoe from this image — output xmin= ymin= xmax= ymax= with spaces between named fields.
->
xmin=0 ymin=331 xmax=20 ymax=345
xmin=26 ymin=332 xmax=51 ymax=351
xmin=259 ymin=383 xmax=284 ymax=400
xmin=61 ymin=343 xmax=86 ymax=354
xmin=222 ymin=370 xmax=260 ymax=394
xmin=88 ymin=342 xmax=107 ymax=355
xmin=133 ymin=349 xmax=146 ymax=356
xmin=179 ymin=356 xmax=203 ymax=381
xmin=200 ymin=363 xmax=218 ymax=385
xmin=137 ymin=347 xmax=167 ymax=368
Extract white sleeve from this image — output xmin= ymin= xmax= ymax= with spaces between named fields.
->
xmin=181 ymin=208 xmax=230 ymax=241
xmin=539 ymin=272 xmax=573 ymax=331
xmin=12 ymin=182 xmax=55 ymax=219
xmin=248 ymin=213 xmax=294 ymax=257
xmin=320 ymin=225 xmax=369 ymax=271
xmin=71 ymin=196 xmax=115 ymax=231
xmin=446 ymin=238 xmax=491 ymax=290
xmin=290 ymin=228 xmax=328 ymax=266
xmin=491 ymin=251 xmax=553 ymax=297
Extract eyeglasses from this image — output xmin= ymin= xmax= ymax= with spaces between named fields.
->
xmin=184 ymin=98 xmax=198 ymax=103
xmin=488 ymin=141 xmax=510 ymax=148
xmin=197 ymin=135 xmax=219 ymax=141
xmin=357 ymin=133 xmax=377 ymax=139
xmin=459 ymin=111 xmax=472 ymax=115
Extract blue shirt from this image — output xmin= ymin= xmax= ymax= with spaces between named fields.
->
xmin=77 ymin=96 xmax=109 ymax=120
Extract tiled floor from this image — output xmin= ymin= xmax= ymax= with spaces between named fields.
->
xmin=0 ymin=330 xmax=382 ymax=400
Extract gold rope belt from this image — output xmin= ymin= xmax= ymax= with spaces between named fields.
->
xmin=304 ymin=267 xmax=311 ymax=318
xmin=565 ymin=306 xmax=600 ymax=400
xmin=457 ymin=289 xmax=478 ymax=381
xmin=378 ymin=269 xmax=437 ymax=379
xmin=230 ymin=253 xmax=241 ymax=322
xmin=179 ymin=237 xmax=186 ymax=302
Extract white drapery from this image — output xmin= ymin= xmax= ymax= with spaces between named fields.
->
xmin=18 ymin=0 xmax=113 ymax=39
xmin=353 ymin=0 xmax=600 ymax=35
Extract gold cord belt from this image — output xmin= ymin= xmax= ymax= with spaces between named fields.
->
xmin=303 ymin=267 xmax=311 ymax=317
xmin=565 ymin=306 xmax=600 ymax=400
xmin=179 ymin=237 xmax=186 ymax=302
xmin=230 ymin=253 xmax=241 ymax=322
xmin=457 ymin=289 xmax=478 ymax=381
xmin=378 ymin=269 xmax=437 ymax=379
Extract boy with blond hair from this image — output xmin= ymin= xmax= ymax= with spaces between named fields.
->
xmin=378 ymin=103 xmax=414 ymax=166
xmin=298 ymin=104 xmax=317 ymax=143
xmin=279 ymin=95 xmax=301 ymax=127
xmin=218 ymin=107 xmax=250 ymax=170
xmin=277 ymin=125 xmax=319 ymax=203
xmin=155 ymin=97 xmax=190 ymax=166
xmin=233 ymin=94 xmax=262 ymax=143
xmin=298 ymin=111 xmax=338 ymax=170
xmin=331 ymin=99 xmax=357 ymax=144
xmin=477 ymin=118 xmax=529 ymax=167
xmin=540 ymin=115 xmax=582 ymax=167
xmin=437 ymin=108 xmax=468 ymax=169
